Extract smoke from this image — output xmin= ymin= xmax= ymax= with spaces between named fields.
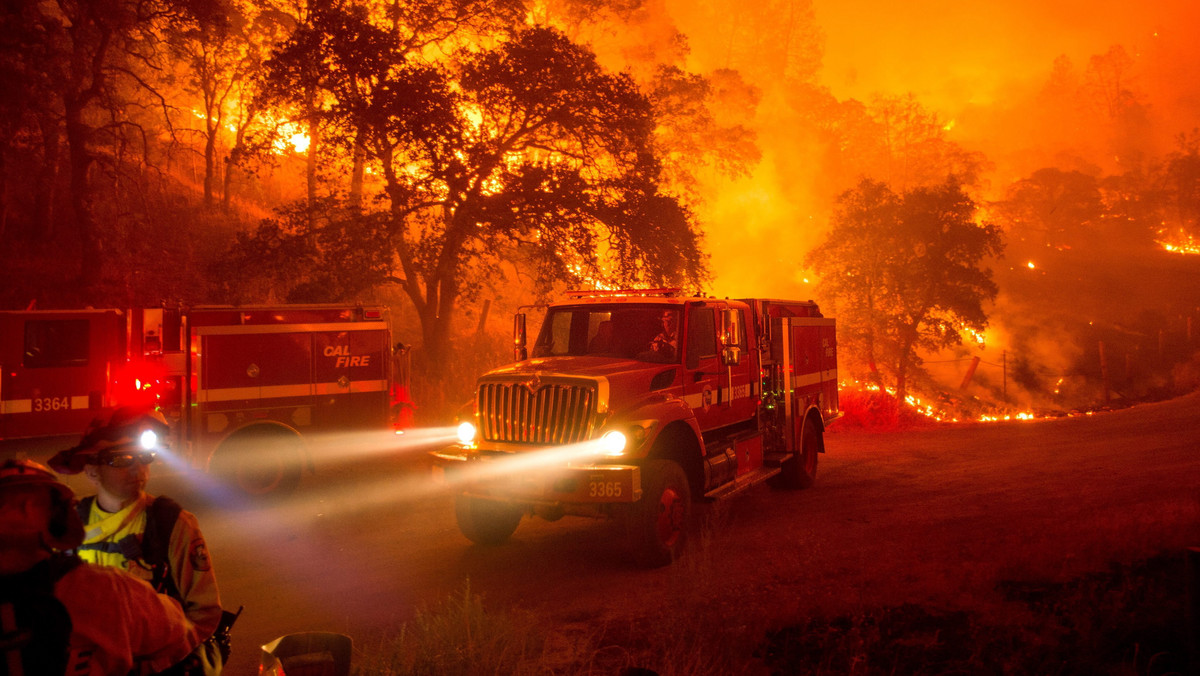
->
xmin=555 ymin=0 xmax=1200 ymax=406
xmin=812 ymin=0 xmax=1200 ymax=114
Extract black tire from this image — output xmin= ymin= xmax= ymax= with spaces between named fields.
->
xmin=770 ymin=415 xmax=820 ymax=490
xmin=455 ymin=494 xmax=523 ymax=545
xmin=625 ymin=459 xmax=691 ymax=568
xmin=214 ymin=431 xmax=303 ymax=498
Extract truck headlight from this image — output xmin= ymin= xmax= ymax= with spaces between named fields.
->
xmin=599 ymin=430 xmax=627 ymax=456
xmin=456 ymin=421 xmax=477 ymax=444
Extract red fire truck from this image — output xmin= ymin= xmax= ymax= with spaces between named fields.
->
xmin=1 ymin=304 xmax=398 ymax=495
xmin=432 ymin=289 xmax=839 ymax=566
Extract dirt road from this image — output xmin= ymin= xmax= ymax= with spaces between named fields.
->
xmin=153 ymin=391 xmax=1200 ymax=674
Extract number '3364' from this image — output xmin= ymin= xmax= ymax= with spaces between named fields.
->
xmin=33 ymin=397 xmax=71 ymax=412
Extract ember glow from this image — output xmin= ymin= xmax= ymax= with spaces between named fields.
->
xmin=1160 ymin=234 xmax=1200 ymax=255
xmin=841 ymin=380 xmax=1083 ymax=425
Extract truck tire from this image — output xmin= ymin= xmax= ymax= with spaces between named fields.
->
xmin=770 ymin=415 xmax=819 ymax=490
xmin=215 ymin=430 xmax=303 ymax=498
xmin=455 ymin=495 xmax=523 ymax=545
xmin=625 ymin=459 xmax=690 ymax=568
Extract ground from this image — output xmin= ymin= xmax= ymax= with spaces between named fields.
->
xmin=15 ymin=391 xmax=1200 ymax=674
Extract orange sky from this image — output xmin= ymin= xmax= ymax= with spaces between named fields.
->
xmin=812 ymin=0 xmax=1200 ymax=111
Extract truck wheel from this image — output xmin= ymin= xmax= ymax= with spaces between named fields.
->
xmin=625 ymin=459 xmax=691 ymax=568
xmin=216 ymin=431 xmax=303 ymax=498
xmin=770 ymin=416 xmax=820 ymax=490
xmin=455 ymin=495 xmax=523 ymax=545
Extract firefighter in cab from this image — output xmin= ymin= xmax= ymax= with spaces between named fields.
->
xmin=50 ymin=407 xmax=232 ymax=676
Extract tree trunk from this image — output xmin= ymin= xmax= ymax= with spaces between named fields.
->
xmin=407 ymin=273 xmax=460 ymax=369
xmin=864 ymin=330 xmax=881 ymax=382
xmin=65 ymin=99 xmax=101 ymax=288
xmin=222 ymin=151 xmax=235 ymax=211
xmin=306 ymin=123 xmax=318 ymax=212
xmin=349 ymin=134 xmax=365 ymax=209
xmin=203 ymin=93 xmax=223 ymax=209
xmin=33 ymin=120 xmax=62 ymax=242
xmin=305 ymin=87 xmax=319 ymax=223
xmin=204 ymin=122 xmax=217 ymax=208
xmin=894 ymin=328 xmax=918 ymax=403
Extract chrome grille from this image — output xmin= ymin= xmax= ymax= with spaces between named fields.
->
xmin=478 ymin=381 xmax=596 ymax=444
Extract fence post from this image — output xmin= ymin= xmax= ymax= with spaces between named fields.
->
xmin=959 ymin=356 xmax=981 ymax=390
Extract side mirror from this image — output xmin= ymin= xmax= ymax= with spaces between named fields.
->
xmin=513 ymin=313 xmax=528 ymax=362
xmin=722 ymin=346 xmax=742 ymax=367
xmin=719 ymin=309 xmax=742 ymax=366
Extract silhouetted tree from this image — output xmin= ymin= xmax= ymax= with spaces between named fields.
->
xmin=257 ymin=0 xmax=523 ymax=215
xmin=648 ymin=66 xmax=760 ymax=203
xmin=995 ymin=168 xmax=1104 ymax=254
xmin=1159 ymin=130 xmax=1200 ymax=242
xmin=1 ymin=0 xmax=221 ymax=290
xmin=169 ymin=1 xmax=283 ymax=208
xmin=867 ymin=94 xmax=989 ymax=193
xmin=807 ymin=177 xmax=1003 ymax=399
xmin=1083 ymin=44 xmax=1153 ymax=167
xmin=227 ymin=23 xmax=707 ymax=364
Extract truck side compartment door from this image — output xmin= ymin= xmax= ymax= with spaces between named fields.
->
xmin=819 ymin=322 xmax=839 ymax=421
xmin=312 ymin=328 xmax=390 ymax=429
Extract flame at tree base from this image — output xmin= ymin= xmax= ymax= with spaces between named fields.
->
xmin=835 ymin=380 xmax=1099 ymax=430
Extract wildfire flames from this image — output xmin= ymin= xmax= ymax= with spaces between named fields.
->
xmin=840 ymin=380 xmax=1099 ymax=426
xmin=1159 ymin=234 xmax=1200 ymax=255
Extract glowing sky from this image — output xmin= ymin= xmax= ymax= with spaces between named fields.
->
xmin=813 ymin=0 xmax=1200 ymax=110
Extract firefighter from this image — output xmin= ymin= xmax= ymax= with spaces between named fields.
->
xmin=0 ymin=458 xmax=193 ymax=675
xmin=644 ymin=309 xmax=679 ymax=362
xmin=50 ymin=407 xmax=225 ymax=676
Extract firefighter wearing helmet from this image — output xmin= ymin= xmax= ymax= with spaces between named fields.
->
xmin=50 ymin=406 xmax=228 ymax=676
xmin=0 ymin=458 xmax=193 ymax=675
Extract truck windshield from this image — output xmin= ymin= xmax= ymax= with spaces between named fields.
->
xmin=531 ymin=305 xmax=681 ymax=364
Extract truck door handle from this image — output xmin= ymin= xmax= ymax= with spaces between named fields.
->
xmin=693 ymin=372 xmax=716 ymax=382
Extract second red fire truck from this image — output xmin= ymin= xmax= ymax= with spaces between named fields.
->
xmin=1 ymin=304 xmax=399 ymax=495
xmin=433 ymin=289 xmax=839 ymax=566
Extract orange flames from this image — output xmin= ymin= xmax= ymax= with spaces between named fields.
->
xmin=839 ymin=380 xmax=1075 ymax=425
xmin=1159 ymin=235 xmax=1200 ymax=255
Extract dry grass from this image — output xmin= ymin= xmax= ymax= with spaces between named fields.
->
xmin=352 ymin=499 xmax=1198 ymax=676
xmin=352 ymin=550 xmax=1195 ymax=676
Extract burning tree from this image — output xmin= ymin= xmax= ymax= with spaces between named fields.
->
xmin=223 ymin=15 xmax=707 ymax=364
xmin=807 ymin=177 xmax=1003 ymax=400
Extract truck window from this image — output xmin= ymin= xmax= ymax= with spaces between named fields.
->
xmin=534 ymin=311 xmax=576 ymax=357
xmin=24 ymin=319 xmax=90 ymax=368
xmin=688 ymin=308 xmax=717 ymax=359
xmin=533 ymin=306 xmax=681 ymax=362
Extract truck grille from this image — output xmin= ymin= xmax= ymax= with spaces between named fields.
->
xmin=477 ymin=381 xmax=596 ymax=444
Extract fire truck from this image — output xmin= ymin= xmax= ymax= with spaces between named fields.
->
xmin=0 ymin=304 xmax=397 ymax=495
xmin=432 ymin=289 xmax=839 ymax=566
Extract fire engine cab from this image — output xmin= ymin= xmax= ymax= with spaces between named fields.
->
xmin=432 ymin=289 xmax=839 ymax=566
xmin=1 ymin=304 xmax=397 ymax=495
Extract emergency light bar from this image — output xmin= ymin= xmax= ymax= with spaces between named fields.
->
xmin=565 ymin=288 xmax=685 ymax=299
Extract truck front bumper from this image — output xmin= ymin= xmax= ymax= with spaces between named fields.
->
xmin=431 ymin=448 xmax=643 ymax=504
